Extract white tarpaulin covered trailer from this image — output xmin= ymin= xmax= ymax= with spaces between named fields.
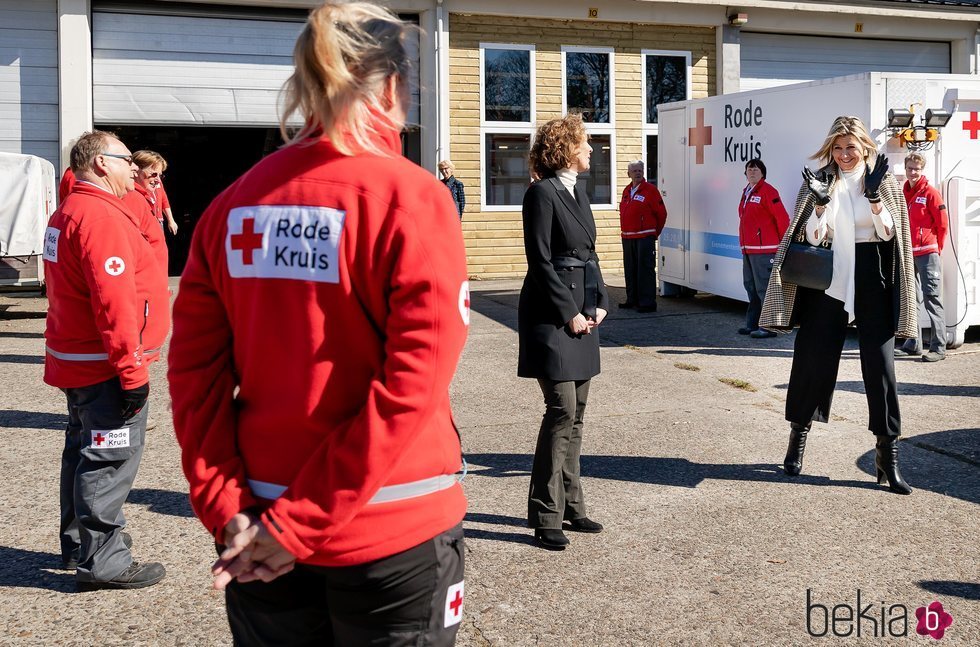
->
xmin=0 ymin=151 xmax=55 ymax=288
xmin=658 ymin=72 xmax=980 ymax=348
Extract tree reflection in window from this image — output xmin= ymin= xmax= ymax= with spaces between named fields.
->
xmin=646 ymin=55 xmax=687 ymax=124
xmin=566 ymin=52 xmax=610 ymax=123
xmin=485 ymin=49 xmax=531 ymax=122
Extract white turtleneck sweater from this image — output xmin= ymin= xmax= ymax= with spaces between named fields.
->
xmin=805 ymin=162 xmax=894 ymax=322
xmin=556 ymin=168 xmax=578 ymax=197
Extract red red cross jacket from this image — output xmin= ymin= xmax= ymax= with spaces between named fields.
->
xmin=619 ymin=181 xmax=667 ymax=239
xmin=58 ymin=168 xmax=76 ymax=204
xmin=43 ymin=182 xmax=171 ymax=390
xmin=167 ymin=124 xmax=470 ymax=567
xmin=737 ymin=179 xmax=790 ymax=254
xmin=903 ymin=177 xmax=947 ymax=256
xmin=122 ymin=185 xmax=169 ymax=274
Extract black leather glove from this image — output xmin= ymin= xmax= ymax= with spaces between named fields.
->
xmin=863 ymin=153 xmax=889 ymax=204
xmin=802 ymin=167 xmax=832 ymax=206
xmin=120 ymin=383 xmax=149 ymax=421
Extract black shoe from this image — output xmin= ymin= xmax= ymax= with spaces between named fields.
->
xmin=77 ymin=561 xmax=166 ymax=591
xmin=737 ymin=327 xmax=756 ymax=335
xmin=618 ymin=302 xmax=635 ymax=309
xmin=533 ymin=529 xmax=569 ymax=550
xmin=750 ymin=329 xmax=777 ymax=339
xmin=895 ymin=345 xmax=921 ymax=357
xmin=565 ymin=518 xmax=603 ymax=533
xmin=783 ymin=422 xmax=810 ymax=476
xmin=921 ymin=351 xmax=946 ymax=362
xmin=875 ymin=436 xmax=912 ymax=495
xmin=62 ymin=531 xmax=132 ymax=570
xmin=636 ymin=305 xmax=657 ymax=313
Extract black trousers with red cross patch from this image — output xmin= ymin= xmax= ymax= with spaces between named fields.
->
xmin=60 ymin=376 xmax=147 ymax=583
xmin=224 ymin=523 xmax=465 ymax=646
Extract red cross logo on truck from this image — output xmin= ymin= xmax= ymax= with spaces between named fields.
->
xmin=963 ymin=112 xmax=980 ymax=140
xmin=689 ymin=108 xmax=712 ymax=165
xmin=231 ymin=218 xmax=264 ymax=265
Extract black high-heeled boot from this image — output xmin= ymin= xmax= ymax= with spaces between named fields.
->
xmin=875 ymin=436 xmax=913 ymax=495
xmin=783 ymin=422 xmax=811 ymax=476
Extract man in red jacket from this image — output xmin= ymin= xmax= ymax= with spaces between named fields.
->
xmin=619 ymin=160 xmax=667 ymax=312
xmin=737 ymin=158 xmax=790 ymax=338
xmin=897 ymin=152 xmax=948 ymax=361
xmin=44 ymin=131 xmax=170 ymax=591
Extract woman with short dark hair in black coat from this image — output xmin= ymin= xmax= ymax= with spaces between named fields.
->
xmin=518 ymin=113 xmax=609 ymax=550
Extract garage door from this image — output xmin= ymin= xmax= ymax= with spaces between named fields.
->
xmin=740 ymin=33 xmax=951 ymax=92
xmin=0 ymin=0 xmax=59 ymax=165
xmin=93 ymin=9 xmax=420 ymax=126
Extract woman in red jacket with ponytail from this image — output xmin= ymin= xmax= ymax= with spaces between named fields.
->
xmin=168 ymin=3 xmax=469 ymax=644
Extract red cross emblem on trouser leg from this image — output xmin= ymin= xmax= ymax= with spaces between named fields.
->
xmin=963 ymin=112 xmax=980 ymax=140
xmin=231 ymin=218 xmax=264 ymax=265
xmin=93 ymin=433 xmax=105 ymax=446
xmin=688 ymin=108 xmax=712 ymax=165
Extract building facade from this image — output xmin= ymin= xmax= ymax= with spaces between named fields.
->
xmin=2 ymin=0 xmax=978 ymax=276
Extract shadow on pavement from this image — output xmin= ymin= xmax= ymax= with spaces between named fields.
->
xmin=462 ymin=529 xmax=535 ymax=546
xmin=917 ymin=580 xmax=980 ymax=601
xmin=0 ymin=409 xmax=67 ymax=430
xmin=832 ymin=381 xmax=980 ymax=398
xmin=0 ymin=546 xmax=76 ymax=592
xmin=854 ymin=429 xmax=979 ymax=504
xmin=0 ymin=331 xmax=44 ymax=339
xmin=465 ymin=512 xmax=526 ymax=528
xmin=0 ymin=354 xmax=43 ymax=364
xmin=128 ymin=488 xmax=195 ymax=518
xmin=464 ymin=453 xmax=876 ymax=491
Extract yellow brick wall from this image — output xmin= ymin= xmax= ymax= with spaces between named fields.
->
xmin=449 ymin=13 xmax=715 ymax=279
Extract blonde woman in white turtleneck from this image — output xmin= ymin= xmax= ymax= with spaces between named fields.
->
xmin=519 ymin=114 xmax=610 ymax=550
xmin=774 ymin=116 xmax=916 ymax=496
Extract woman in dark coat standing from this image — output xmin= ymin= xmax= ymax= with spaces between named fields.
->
xmin=518 ymin=114 xmax=609 ymax=550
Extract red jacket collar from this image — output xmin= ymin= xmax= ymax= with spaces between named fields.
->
xmin=904 ymin=176 xmax=930 ymax=198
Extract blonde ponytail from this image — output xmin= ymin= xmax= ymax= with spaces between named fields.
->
xmin=280 ymin=2 xmax=417 ymax=156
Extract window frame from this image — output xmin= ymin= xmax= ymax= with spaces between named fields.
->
xmin=561 ymin=45 xmax=615 ymax=209
xmin=479 ymin=42 xmax=536 ymax=211
xmin=641 ymin=49 xmax=692 ymax=186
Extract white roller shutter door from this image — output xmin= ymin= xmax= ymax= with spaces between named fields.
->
xmin=740 ymin=33 xmax=951 ymax=92
xmin=93 ymin=10 xmax=420 ymax=127
xmin=0 ymin=0 xmax=59 ymax=166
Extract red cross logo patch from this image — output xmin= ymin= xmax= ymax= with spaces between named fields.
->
xmin=458 ymin=281 xmax=471 ymax=326
xmin=444 ymin=580 xmax=464 ymax=628
xmin=104 ymin=256 xmax=126 ymax=276
xmin=230 ymin=217 xmax=264 ymax=265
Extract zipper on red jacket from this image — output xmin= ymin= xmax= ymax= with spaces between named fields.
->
xmin=139 ymin=300 xmax=149 ymax=348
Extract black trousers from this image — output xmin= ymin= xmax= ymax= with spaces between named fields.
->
xmin=225 ymin=524 xmax=465 ymax=647
xmin=786 ymin=242 xmax=901 ymax=437
xmin=622 ymin=236 xmax=657 ymax=308
xmin=528 ymin=379 xmax=590 ymax=529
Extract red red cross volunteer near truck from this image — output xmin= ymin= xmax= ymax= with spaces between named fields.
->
xmin=168 ymin=4 xmax=469 ymax=645
xmin=44 ymin=131 xmax=170 ymax=592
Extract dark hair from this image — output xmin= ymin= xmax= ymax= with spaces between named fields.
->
xmin=745 ymin=158 xmax=766 ymax=178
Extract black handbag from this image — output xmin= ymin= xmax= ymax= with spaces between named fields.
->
xmin=779 ymin=214 xmax=833 ymax=291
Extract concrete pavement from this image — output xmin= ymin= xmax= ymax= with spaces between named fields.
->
xmin=0 ymin=277 xmax=977 ymax=645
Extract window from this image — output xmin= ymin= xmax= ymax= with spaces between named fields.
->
xmin=563 ymin=46 xmax=614 ymax=207
xmin=481 ymin=44 xmax=535 ymax=209
xmin=642 ymin=50 xmax=691 ymax=188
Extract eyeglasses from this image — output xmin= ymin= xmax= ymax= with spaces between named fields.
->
xmin=101 ymin=152 xmax=134 ymax=164
xmin=145 ymin=172 xmax=164 ymax=179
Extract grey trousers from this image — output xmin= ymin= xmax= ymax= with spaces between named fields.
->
xmin=225 ymin=524 xmax=465 ymax=647
xmin=622 ymin=236 xmax=658 ymax=308
xmin=742 ymin=253 xmax=775 ymax=330
xmin=528 ymin=379 xmax=590 ymax=529
xmin=61 ymin=377 xmax=147 ymax=582
xmin=903 ymin=252 xmax=946 ymax=353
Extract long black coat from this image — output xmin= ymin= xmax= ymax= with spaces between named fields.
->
xmin=517 ymin=177 xmax=609 ymax=381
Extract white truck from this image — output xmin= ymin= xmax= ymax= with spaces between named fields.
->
xmin=657 ymin=72 xmax=980 ymax=348
xmin=0 ymin=152 xmax=56 ymax=290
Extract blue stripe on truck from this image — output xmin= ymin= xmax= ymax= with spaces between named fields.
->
xmin=660 ymin=228 xmax=743 ymax=260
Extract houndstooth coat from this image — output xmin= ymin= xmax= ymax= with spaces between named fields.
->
xmin=759 ymin=168 xmax=917 ymax=339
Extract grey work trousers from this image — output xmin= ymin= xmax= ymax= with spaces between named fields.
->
xmin=60 ymin=377 xmax=147 ymax=583
xmin=528 ymin=378 xmax=590 ymax=529
xmin=742 ymin=253 xmax=775 ymax=331
xmin=622 ymin=236 xmax=658 ymax=308
xmin=225 ymin=524 xmax=465 ymax=647
xmin=903 ymin=252 xmax=947 ymax=354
